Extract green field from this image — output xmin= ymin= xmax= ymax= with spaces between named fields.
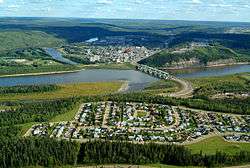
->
xmin=186 ymin=136 xmax=250 ymax=155
xmin=0 ymin=82 xmax=122 ymax=101
xmin=188 ymin=73 xmax=249 ymax=88
xmin=188 ymin=72 xmax=250 ymax=99
xmin=143 ymin=80 xmax=181 ymax=94
xmin=240 ymin=73 xmax=250 ymax=81
xmin=50 ymin=102 xmax=81 ymax=122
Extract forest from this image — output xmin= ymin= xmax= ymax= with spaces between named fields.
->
xmin=139 ymin=44 xmax=249 ymax=68
xmin=0 ymin=138 xmax=249 ymax=168
xmin=0 ymin=89 xmax=249 ymax=167
xmin=0 ymin=98 xmax=79 ymax=126
xmin=0 ymin=84 xmax=60 ymax=94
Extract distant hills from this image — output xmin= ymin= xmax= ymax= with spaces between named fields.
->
xmin=1 ymin=17 xmax=250 ymax=55
xmin=139 ymin=44 xmax=250 ymax=69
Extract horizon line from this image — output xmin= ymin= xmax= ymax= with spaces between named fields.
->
xmin=0 ymin=16 xmax=250 ymax=24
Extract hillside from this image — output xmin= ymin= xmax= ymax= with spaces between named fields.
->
xmin=139 ymin=44 xmax=250 ymax=68
xmin=0 ymin=31 xmax=65 ymax=52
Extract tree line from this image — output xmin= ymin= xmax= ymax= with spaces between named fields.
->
xmin=0 ymin=98 xmax=79 ymax=126
xmin=103 ymin=92 xmax=250 ymax=115
xmin=0 ymin=84 xmax=60 ymax=94
xmin=0 ymin=138 xmax=249 ymax=168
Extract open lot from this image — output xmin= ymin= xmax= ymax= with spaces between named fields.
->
xmin=187 ymin=136 xmax=250 ymax=155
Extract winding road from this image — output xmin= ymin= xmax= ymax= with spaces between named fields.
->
xmin=168 ymin=77 xmax=194 ymax=98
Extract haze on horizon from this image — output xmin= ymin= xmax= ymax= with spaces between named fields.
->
xmin=0 ymin=0 xmax=250 ymax=23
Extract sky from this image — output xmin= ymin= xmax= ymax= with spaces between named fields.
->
xmin=0 ymin=0 xmax=250 ymax=22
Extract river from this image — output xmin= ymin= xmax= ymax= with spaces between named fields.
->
xmin=0 ymin=48 xmax=249 ymax=91
xmin=44 ymin=48 xmax=78 ymax=65
xmin=175 ymin=64 xmax=250 ymax=78
xmin=0 ymin=70 xmax=158 ymax=92
xmin=0 ymin=64 xmax=249 ymax=91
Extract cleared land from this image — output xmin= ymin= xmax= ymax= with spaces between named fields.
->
xmin=49 ymin=102 xmax=81 ymax=122
xmin=186 ymin=136 xmax=250 ymax=155
xmin=0 ymin=82 xmax=122 ymax=101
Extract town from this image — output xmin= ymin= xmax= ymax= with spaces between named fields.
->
xmin=59 ymin=44 xmax=160 ymax=63
xmin=26 ymin=102 xmax=250 ymax=144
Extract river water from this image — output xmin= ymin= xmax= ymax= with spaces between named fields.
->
xmin=0 ymin=70 xmax=158 ymax=92
xmin=0 ymin=48 xmax=249 ymax=91
xmin=175 ymin=64 xmax=250 ymax=78
xmin=0 ymin=64 xmax=249 ymax=91
xmin=44 ymin=48 xmax=78 ymax=65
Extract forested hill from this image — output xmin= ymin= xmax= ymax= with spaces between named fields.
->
xmin=0 ymin=31 xmax=64 ymax=53
xmin=139 ymin=45 xmax=249 ymax=68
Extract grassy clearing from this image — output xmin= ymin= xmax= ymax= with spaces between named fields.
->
xmin=18 ymin=122 xmax=38 ymax=136
xmin=186 ymin=136 xmax=250 ymax=155
xmin=188 ymin=73 xmax=250 ymax=99
xmin=0 ymin=82 xmax=122 ymax=101
xmin=144 ymin=80 xmax=181 ymax=94
xmin=188 ymin=73 xmax=250 ymax=89
xmin=240 ymin=73 xmax=250 ymax=81
xmin=0 ymin=105 xmax=12 ymax=111
xmin=50 ymin=102 xmax=81 ymax=122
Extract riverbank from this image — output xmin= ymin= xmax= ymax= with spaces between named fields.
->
xmin=163 ymin=62 xmax=249 ymax=71
xmin=0 ymin=69 xmax=84 ymax=78
xmin=80 ymin=63 xmax=136 ymax=70
xmin=117 ymin=80 xmax=129 ymax=93
xmin=0 ymin=82 xmax=122 ymax=101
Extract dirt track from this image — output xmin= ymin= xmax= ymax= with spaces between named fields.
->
xmin=168 ymin=77 xmax=194 ymax=98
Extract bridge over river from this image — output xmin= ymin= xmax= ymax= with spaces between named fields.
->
xmin=136 ymin=64 xmax=171 ymax=80
xmin=136 ymin=64 xmax=193 ymax=98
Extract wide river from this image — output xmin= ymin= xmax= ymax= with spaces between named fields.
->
xmin=0 ymin=64 xmax=249 ymax=91
xmin=0 ymin=48 xmax=249 ymax=90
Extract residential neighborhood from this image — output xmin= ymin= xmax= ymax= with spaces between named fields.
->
xmin=27 ymin=102 xmax=250 ymax=144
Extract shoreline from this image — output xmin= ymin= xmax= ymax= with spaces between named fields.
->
xmin=163 ymin=62 xmax=250 ymax=71
xmin=117 ymin=80 xmax=129 ymax=93
xmin=0 ymin=69 xmax=84 ymax=78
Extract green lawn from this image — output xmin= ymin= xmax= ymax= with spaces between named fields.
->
xmin=186 ymin=136 xmax=250 ymax=155
xmin=50 ymin=102 xmax=81 ymax=122
xmin=18 ymin=122 xmax=38 ymax=136
xmin=0 ymin=82 xmax=122 ymax=101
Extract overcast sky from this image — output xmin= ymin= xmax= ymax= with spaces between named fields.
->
xmin=0 ymin=0 xmax=250 ymax=22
